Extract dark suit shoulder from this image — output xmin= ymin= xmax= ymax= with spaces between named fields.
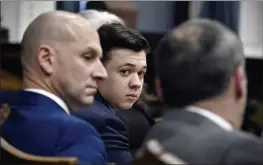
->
xmin=145 ymin=119 xmax=181 ymax=143
xmin=54 ymin=114 xmax=108 ymax=164
xmin=144 ymin=117 xmax=234 ymax=164
xmin=72 ymin=100 xmax=112 ymax=131
xmin=61 ymin=114 xmax=99 ymax=132
xmin=222 ymin=131 xmax=263 ymax=165
xmin=75 ymin=100 xmax=110 ymax=117
xmin=56 ymin=115 xmax=103 ymax=145
xmin=144 ymin=109 xmax=263 ymax=165
xmin=1 ymin=96 xmax=105 ymax=163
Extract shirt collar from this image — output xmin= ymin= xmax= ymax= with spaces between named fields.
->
xmin=186 ymin=106 xmax=233 ymax=131
xmin=24 ymin=88 xmax=70 ymax=115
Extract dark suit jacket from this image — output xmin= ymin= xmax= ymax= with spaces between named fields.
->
xmin=116 ymin=107 xmax=155 ymax=156
xmin=143 ymin=109 xmax=263 ymax=165
xmin=0 ymin=90 xmax=107 ymax=165
xmin=73 ymin=94 xmax=133 ymax=164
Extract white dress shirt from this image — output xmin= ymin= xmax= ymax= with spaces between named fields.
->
xmin=186 ymin=106 xmax=233 ymax=131
xmin=24 ymin=88 xmax=70 ymax=115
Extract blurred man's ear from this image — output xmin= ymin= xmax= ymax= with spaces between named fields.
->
xmin=234 ymin=66 xmax=247 ymax=100
xmin=155 ymin=78 xmax=164 ymax=102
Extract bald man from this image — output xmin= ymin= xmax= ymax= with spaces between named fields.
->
xmin=0 ymin=11 xmax=108 ymax=164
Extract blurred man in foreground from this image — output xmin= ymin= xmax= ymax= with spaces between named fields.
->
xmin=138 ymin=19 xmax=263 ymax=165
xmin=0 ymin=11 xmax=108 ymax=164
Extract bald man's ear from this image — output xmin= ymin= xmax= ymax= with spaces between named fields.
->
xmin=37 ymin=45 xmax=54 ymax=75
xmin=155 ymin=78 xmax=164 ymax=102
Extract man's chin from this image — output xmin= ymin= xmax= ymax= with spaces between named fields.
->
xmin=82 ymin=96 xmax=95 ymax=105
xmin=118 ymin=103 xmax=134 ymax=110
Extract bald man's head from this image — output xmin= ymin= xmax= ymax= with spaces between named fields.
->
xmin=21 ymin=11 xmax=94 ymax=64
xmin=21 ymin=10 xmax=107 ymax=110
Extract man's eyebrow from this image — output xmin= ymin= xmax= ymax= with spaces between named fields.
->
xmin=119 ymin=63 xmax=136 ymax=68
xmin=81 ymin=46 xmax=92 ymax=53
xmin=142 ymin=66 xmax=147 ymax=70
xmin=119 ymin=63 xmax=147 ymax=70
xmin=81 ymin=47 xmax=93 ymax=55
xmin=81 ymin=46 xmax=102 ymax=57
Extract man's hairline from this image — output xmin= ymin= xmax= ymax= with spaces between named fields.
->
xmin=102 ymin=47 xmax=148 ymax=64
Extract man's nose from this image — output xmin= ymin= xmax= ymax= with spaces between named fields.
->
xmin=129 ymin=74 xmax=142 ymax=89
xmin=93 ymin=60 xmax=108 ymax=80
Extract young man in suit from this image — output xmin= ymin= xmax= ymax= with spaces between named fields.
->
xmin=0 ymin=11 xmax=108 ymax=164
xmin=77 ymin=9 xmax=155 ymax=159
xmin=73 ymin=22 xmax=150 ymax=164
xmin=138 ymin=19 xmax=263 ymax=164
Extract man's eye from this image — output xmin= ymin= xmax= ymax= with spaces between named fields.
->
xmin=120 ymin=69 xmax=131 ymax=76
xmin=138 ymin=71 xmax=146 ymax=77
xmin=84 ymin=55 xmax=94 ymax=60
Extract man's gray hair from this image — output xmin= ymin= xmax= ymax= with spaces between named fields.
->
xmin=78 ymin=10 xmax=125 ymax=29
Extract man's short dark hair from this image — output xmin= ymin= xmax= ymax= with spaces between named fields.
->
xmin=154 ymin=19 xmax=245 ymax=108
xmin=97 ymin=23 xmax=150 ymax=63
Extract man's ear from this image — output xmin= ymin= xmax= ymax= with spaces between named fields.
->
xmin=37 ymin=45 xmax=55 ymax=75
xmin=155 ymin=78 xmax=164 ymax=102
xmin=234 ymin=67 xmax=247 ymax=100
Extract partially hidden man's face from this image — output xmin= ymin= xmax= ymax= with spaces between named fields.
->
xmin=51 ymin=26 xmax=108 ymax=110
xmin=98 ymin=49 xmax=147 ymax=110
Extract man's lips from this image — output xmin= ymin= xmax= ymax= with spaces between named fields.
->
xmin=126 ymin=94 xmax=138 ymax=100
xmin=85 ymin=86 xmax=98 ymax=95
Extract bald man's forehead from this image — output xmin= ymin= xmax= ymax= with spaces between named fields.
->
xmin=79 ymin=30 xmax=102 ymax=56
xmin=62 ymin=22 xmax=102 ymax=57
xmin=50 ymin=14 xmax=97 ymax=43
xmin=73 ymin=23 xmax=99 ymax=42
